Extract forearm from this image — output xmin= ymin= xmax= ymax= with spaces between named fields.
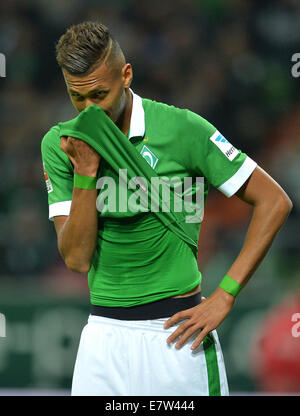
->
xmin=225 ymin=193 xmax=292 ymax=287
xmin=58 ymin=187 xmax=98 ymax=273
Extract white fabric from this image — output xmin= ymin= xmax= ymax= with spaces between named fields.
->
xmin=71 ymin=314 xmax=229 ymax=396
xmin=218 ymin=156 xmax=257 ymax=197
xmin=128 ymin=90 xmax=145 ymax=139
xmin=49 ymin=200 xmax=72 ymax=221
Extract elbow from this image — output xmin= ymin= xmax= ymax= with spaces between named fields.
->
xmin=275 ymin=192 xmax=293 ymax=221
xmin=65 ymin=257 xmax=91 ymax=274
xmin=280 ymin=193 xmax=293 ymax=215
xmin=58 ymin=245 xmax=92 ymax=274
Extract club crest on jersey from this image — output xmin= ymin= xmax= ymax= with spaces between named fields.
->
xmin=209 ymin=131 xmax=239 ymax=161
xmin=140 ymin=145 xmax=159 ymax=169
xmin=43 ymin=163 xmax=53 ymax=193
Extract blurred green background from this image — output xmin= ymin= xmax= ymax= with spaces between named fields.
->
xmin=0 ymin=0 xmax=300 ymax=395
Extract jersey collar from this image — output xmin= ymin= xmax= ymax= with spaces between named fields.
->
xmin=128 ymin=89 xmax=145 ymax=140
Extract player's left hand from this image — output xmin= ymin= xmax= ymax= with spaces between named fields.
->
xmin=164 ymin=287 xmax=235 ymax=350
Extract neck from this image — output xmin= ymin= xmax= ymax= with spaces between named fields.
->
xmin=116 ymin=89 xmax=132 ymax=136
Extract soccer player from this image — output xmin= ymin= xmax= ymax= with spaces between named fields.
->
xmin=41 ymin=21 xmax=292 ymax=396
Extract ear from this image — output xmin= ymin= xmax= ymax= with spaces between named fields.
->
xmin=122 ymin=63 xmax=133 ymax=88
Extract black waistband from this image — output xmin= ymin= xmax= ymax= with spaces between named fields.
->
xmin=90 ymin=292 xmax=202 ymax=320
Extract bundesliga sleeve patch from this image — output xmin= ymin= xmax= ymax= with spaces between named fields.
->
xmin=43 ymin=163 xmax=53 ymax=193
xmin=209 ymin=131 xmax=239 ymax=161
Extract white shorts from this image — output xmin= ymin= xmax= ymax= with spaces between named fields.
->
xmin=71 ymin=314 xmax=229 ymax=396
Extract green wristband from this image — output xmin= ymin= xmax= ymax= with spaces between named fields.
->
xmin=74 ymin=173 xmax=97 ymax=190
xmin=219 ymin=274 xmax=243 ymax=297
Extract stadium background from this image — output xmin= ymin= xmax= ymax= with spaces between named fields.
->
xmin=0 ymin=0 xmax=299 ymax=395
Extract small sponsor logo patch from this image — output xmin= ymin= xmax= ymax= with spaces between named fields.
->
xmin=210 ymin=131 xmax=239 ymax=161
xmin=140 ymin=145 xmax=159 ymax=169
xmin=43 ymin=164 xmax=53 ymax=193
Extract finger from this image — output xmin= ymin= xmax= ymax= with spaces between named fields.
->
xmin=164 ymin=309 xmax=193 ymax=329
xmin=190 ymin=328 xmax=210 ymax=351
xmin=174 ymin=324 xmax=200 ymax=349
xmin=60 ymin=136 xmax=68 ymax=152
xmin=166 ymin=320 xmax=191 ymax=344
xmin=61 ymin=136 xmax=76 ymax=154
xmin=68 ymin=136 xmax=80 ymax=144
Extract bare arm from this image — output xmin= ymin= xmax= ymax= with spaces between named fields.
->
xmin=164 ymin=166 xmax=293 ymax=349
xmin=54 ymin=136 xmax=101 ymax=274
xmin=54 ymin=186 xmax=98 ymax=273
xmin=225 ymin=165 xmax=293 ymax=286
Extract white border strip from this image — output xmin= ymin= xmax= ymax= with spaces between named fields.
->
xmin=49 ymin=201 xmax=72 ymax=221
xmin=210 ymin=130 xmax=220 ymax=141
xmin=218 ymin=156 xmax=257 ymax=197
xmin=128 ymin=89 xmax=145 ymax=139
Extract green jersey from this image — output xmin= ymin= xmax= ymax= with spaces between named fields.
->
xmin=41 ymin=90 xmax=256 ymax=307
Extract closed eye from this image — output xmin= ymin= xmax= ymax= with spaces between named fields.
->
xmin=90 ymin=90 xmax=108 ymax=99
xmin=70 ymin=92 xmax=84 ymax=101
xmin=69 ymin=90 xmax=109 ymax=101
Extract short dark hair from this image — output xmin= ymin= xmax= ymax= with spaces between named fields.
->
xmin=55 ymin=21 xmax=124 ymax=76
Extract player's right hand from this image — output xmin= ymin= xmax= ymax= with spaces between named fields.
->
xmin=60 ymin=136 xmax=101 ymax=177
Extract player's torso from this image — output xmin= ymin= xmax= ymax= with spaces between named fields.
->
xmin=89 ymin=98 xmax=205 ymax=306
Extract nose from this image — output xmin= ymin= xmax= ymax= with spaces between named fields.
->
xmin=84 ymin=98 xmax=95 ymax=110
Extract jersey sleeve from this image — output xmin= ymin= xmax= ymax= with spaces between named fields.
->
xmin=185 ymin=110 xmax=257 ymax=197
xmin=41 ymin=125 xmax=74 ymax=220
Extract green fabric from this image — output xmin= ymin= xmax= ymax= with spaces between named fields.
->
xmin=41 ymin=95 xmax=251 ymax=307
xmin=219 ymin=274 xmax=243 ymax=297
xmin=203 ymin=333 xmax=221 ymax=396
xmin=74 ymin=173 xmax=97 ymax=189
xmin=58 ymin=104 xmax=199 ymax=257
xmin=57 ymin=105 xmax=203 ymax=306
